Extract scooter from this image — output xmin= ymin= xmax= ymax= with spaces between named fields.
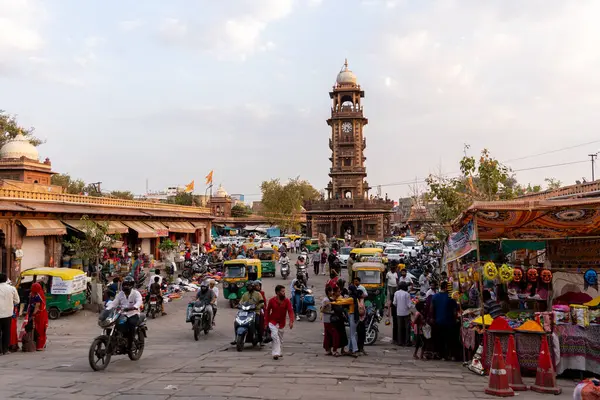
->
xmin=296 ymin=264 xmax=308 ymax=286
xmin=233 ymin=302 xmax=261 ymax=352
xmin=364 ymin=304 xmax=382 ymax=346
xmin=188 ymin=300 xmax=211 ymax=341
xmin=280 ymin=260 xmax=290 ymax=279
xmin=146 ymin=294 xmax=160 ymax=319
xmin=296 ymin=286 xmax=317 ymax=322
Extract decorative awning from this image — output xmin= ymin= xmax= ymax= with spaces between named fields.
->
xmin=144 ymin=221 xmax=169 ymax=237
xmin=105 ymin=221 xmax=129 ymax=235
xmin=191 ymin=221 xmax=207 ymax=229
xmin=164 ymin=221 xmax=196 ymax=233
xmin=122 ymin=221 xmax=158 ymax=238
xmin=19 ymin=219 xmax=66 ymax=237
xmin=63 ymin=220 xmax=89 ymax=232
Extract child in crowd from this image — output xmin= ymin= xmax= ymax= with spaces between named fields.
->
xmin=412 ymin=301 xmax=426 ymax=360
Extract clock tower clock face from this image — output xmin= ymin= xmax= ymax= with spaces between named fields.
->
xmin=342 ymin=122 xmax=352 ymax=133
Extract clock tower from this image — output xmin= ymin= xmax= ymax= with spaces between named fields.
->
xmin=327 ymin=59 xmax=369 ymax=200
xmin=304 ymin=60 xmax=394 ymax=242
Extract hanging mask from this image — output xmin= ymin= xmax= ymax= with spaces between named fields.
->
xmin=527 ymin=268 xmax=538 ymax=283
xmin=513 ymin=267 xmax=523 ymax=283
xmin=540 ymin=269 xmax=552 ymax=284
xmin=499 ymin=264 xmax=513 ymax=283
xmin=483 ymin=262 xmax=498 ymax=281
xmin=584 ymin=269 xmax=598 ymax=289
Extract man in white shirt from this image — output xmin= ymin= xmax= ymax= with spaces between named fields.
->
xmin=419 ymin=272 xmax=430 ymax=296
xmin=0 ymin=273 xmax=19 ymax=355
xmin=385 ymin=265 xmax=398 ymax=301
xmin=107 ymin=276 xmax=143 ymax=349
xmin=392 ymin=282 xmax=412 ymax=346
xmin=147 ymin=269 xmax=163 ymax=290
xmin=398 ymin=269 xmax=413 ymax=291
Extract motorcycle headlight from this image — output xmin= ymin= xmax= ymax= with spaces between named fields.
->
xmin=375 ymin=289 xmax=381 ymax=295
xmin=236 ymin=281 xmax=244 ymax=288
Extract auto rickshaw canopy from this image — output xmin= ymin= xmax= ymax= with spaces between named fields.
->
xmin=20 ymin=267 xmax=85 ymax=280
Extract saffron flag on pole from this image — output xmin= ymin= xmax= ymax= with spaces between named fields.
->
xmin=184 ymin=180 xmax=195 ymax=193
xmin=205 ymin=170 xmax=214 ymax=186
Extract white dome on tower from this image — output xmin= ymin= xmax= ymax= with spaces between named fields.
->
xmin=336 ymin=59 xmax=357 ymax=85
xmin=215 ymin=185 xmax=228 ymax=197
xmin=0 ymin=133 xmax=39 ymax=160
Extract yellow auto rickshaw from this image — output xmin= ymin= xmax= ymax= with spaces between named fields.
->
xmin=16 ymin=267 xmax=89 ymax=320
xmin=350 ymin=261 xmax=386 ymax=314
xmin=222 ymin=259 xmax=262 ymax=308
xmin=360 ymin=240 xmax=377 ymax=248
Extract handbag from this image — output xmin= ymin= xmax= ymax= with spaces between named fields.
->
xmin=423 ymin=323 xmax=432 ymax=339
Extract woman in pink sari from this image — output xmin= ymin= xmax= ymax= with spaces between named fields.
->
xmin=28 ymin=283 xmax=48 ymax=351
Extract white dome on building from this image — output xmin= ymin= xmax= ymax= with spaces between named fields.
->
xmin=336 ymin=59 xmax=357 ymax=85
xmin=215 ymin=185 xmax=228 ymax=197
xmin=0 ymin=133 xmax=39 ymax=160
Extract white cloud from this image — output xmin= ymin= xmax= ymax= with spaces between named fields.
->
xmin=119 ymin=19 xmax=143 ymax=32
xmin=74 ymin=36 xmax=105 ymax=68
xmin=157 ymin=0 xmax=294 ymax=60
xmin=0 ymin=0 xmax=45 ymax=54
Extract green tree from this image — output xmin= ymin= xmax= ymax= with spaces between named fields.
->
xmin=260 ymin=177 xmax=320 ymax=232
xmin=231 ymin=204 xmax=252 ymax=218
xmin=545 ymin=177 xmax=562 ymax=190
xmin=426 ymin=149 xmax=529 ymax=232
xmin=0 ymin=110 xmax=43 ymax=147
xmin=51 ymin=173 xmax=86 ymax=194
xmin=165 ymin=192 xmax=202 ymax=206
xmin=110 ymin=190 xmax=135 ymax=200
xmin=63 ymin=216 xmax=118 ymax=280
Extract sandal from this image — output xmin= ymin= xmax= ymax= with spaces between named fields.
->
xmin=325 ymin=351 xmax=333 ymax=356
xmin=332 ymin=351 xmax=341 ymax=357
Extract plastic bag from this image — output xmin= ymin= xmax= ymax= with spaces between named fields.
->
xmin=574 ymin=379 xmax=600 ymax=400
xmin=423 ymin=323 xmax=432 ymax=339
xmin=571 ymin=304 xmax=590 ymax=328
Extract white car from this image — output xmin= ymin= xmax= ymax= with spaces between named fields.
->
xmin=338 ymin=246 xmax=353 ymax=267
xmin=215 ymin=237 xmax=231 ymax=246
xmin=384 ymin=246 xmax=406 ymax=262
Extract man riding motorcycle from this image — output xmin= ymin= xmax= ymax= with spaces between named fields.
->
xmin=106 ymin=276 xmax=143 ymax=349
xmin=195 ymin=281 xmax=216 ymax=328
xmin=231 ymin=281 xmax=264 ymax=345
xmin=147 ymin=276 xmax=167 ymax=316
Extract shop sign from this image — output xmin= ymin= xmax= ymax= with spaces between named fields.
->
xmin=156 ymin=229 xmax=168 ymax=236
xmin=445 ymin=220 xmax=476 ymax=263
xmin=51 ymin=274 xmax=87 ymax=295
xmin=547 ymin=239 xmax=600 ymax=266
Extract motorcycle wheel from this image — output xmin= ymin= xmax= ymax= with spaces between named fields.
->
xmin=365 ymin=328 xmax=378 ymax=346
xmin=203 ymin=319 xmax=210 ymax=335
xmin=236 ymin=334 xmax=245 ymax=352
xmin=128 ymin=329 xmax=145 ymax=360
xmin=150 ymin=308 xmax=156 ymax=319
xmin=307 ymin=310 xmax=317 ymax=322
xmin=89 ymin=335 xmax=111 ymax=371
xmin=193 ymin=320 xmax=200 ymax=341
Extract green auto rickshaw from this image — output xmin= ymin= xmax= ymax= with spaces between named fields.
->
xmin=222 ymin=259 xmax=262 ymax=308
xmin=255 ymin=248 xmax=276 ymax=277
xmin=351 ymin=261 xmax=386 ymax=314
xmin=301 ymin=237 xmax=320 ymax=252
xmin=17 ymin=267 xmax=89 ymax=320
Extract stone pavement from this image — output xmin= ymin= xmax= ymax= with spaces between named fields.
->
xmin=0 ymin=265 xmax=576 ymax=399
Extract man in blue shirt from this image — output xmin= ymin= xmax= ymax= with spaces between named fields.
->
xmin=431 ymin=281 xmax=457 ymax=360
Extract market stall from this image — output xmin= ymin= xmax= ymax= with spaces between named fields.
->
xmin=448 ymin=198 xmax=600 ymax=376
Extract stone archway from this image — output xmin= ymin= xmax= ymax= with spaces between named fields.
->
xmin=340 ymin=221 xmax=354 ymax=237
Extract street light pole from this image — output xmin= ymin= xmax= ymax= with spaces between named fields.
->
xmin=589 ymin=153 xmax=598 ymax=181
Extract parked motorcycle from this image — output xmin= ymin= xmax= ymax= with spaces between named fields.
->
xmin=234 ymin=302 xmax=261 ymax=352
xmin=88 ymin=305 xmax=147 ymax=371
xmin=188 ymin=300 xmax=211 ymax=341
xmin=364 ymin=305 xmax=382 ymax=346
xmin=280 ymin=260 xmax=290 ymax=279
xmin=296 ymin=286 xmax=317 ymax=322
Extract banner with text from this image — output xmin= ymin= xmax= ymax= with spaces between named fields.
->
xmin=445 ymin=220 xmax=476 ymax=263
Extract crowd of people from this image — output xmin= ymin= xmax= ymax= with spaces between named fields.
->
xmin=0 ymin=273 xmax=48 ymax=355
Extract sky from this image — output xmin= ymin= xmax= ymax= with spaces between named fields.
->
xmin=2 ymin=0 xmax=600 ymax=203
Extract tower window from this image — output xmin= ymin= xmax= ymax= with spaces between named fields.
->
xmin=343 ymin=158 xmax=352 ymax=167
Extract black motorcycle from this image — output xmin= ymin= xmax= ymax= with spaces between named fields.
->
xmin=189 ymin=300 xmax=211 ymax=341
xmin=234 ymin=302 xmax=261 ymax=352
xmin=364 ymin=305 xmax=382 ymax=346
xmin=88 ymin=307 xmax=147 ymax=371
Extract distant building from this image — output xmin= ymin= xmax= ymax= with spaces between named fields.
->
xmin=517 ymin=180 xmax=600 ymax=200
xmin=230 ymin=194 xmax=245 ymax=202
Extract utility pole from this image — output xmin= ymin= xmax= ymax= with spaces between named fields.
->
xmin=463 ymin=143 xmax=470 ymax=157
xmin=589 ymin=153 xmax=598 ymax=181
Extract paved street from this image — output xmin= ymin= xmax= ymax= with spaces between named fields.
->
xmin=0 ymin=264 xmax=575 ymax=400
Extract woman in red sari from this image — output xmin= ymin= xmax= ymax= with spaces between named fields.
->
xmin=9 ymin=305 xmax=19 ymax=352
xmin=28 ymin=283 xmax=48 ymax=351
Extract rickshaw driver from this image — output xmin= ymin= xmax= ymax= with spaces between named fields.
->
xmin=106 ymin=276 xmax=142 ymax=349
xmin=230 ymin=281 xmax=265 ymax=345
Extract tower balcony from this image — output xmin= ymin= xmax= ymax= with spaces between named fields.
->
xmin=304 ymin=198 xmax=394 ymax=211
xmin=329 ymin=166 xmax=366 ymax=175
xmin=330 ymin=107 xmax=364 ymax=119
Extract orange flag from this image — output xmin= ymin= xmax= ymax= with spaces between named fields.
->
xmin=184 ymin=180 xmax=194 ymax=193
xmin=205 ymin=170 xmax=214 ymax=185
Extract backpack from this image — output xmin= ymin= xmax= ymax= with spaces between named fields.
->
xmin=321 ymin=253 xmax=327 ymax=263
